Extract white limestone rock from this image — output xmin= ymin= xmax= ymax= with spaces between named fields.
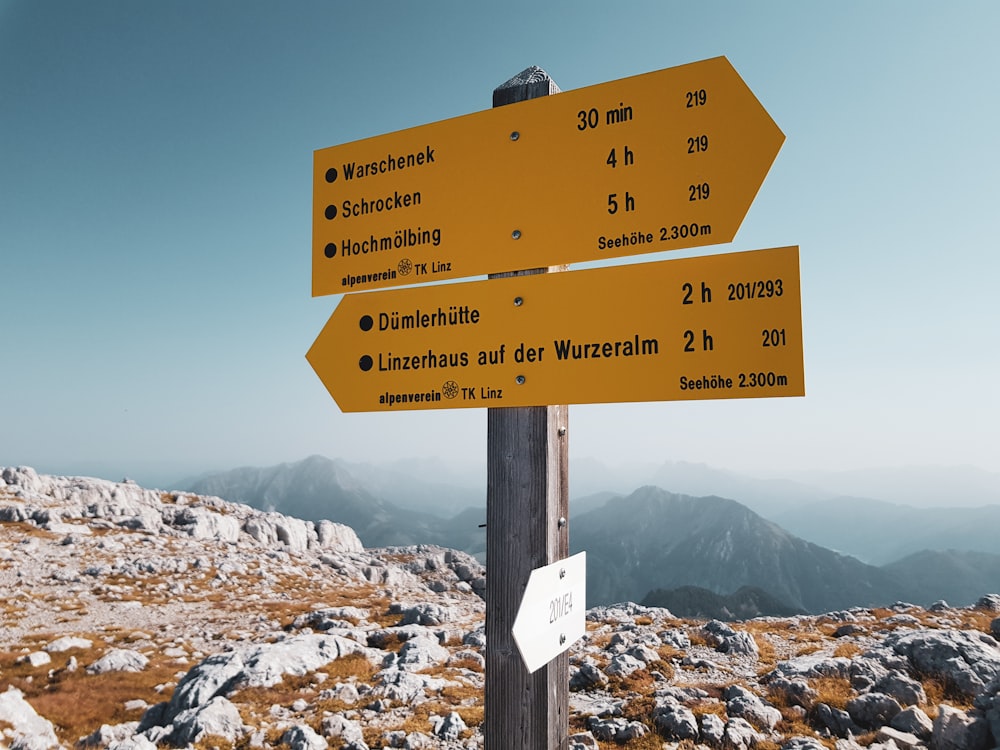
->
xmin=281 ymin=724 xmax=328 ymax=750
xmin=45 ymin=635 xmax=93 ymax=653
xmin=316 ymin=519 xmax=363 ymax=553
xmin=87 ymin=649 xmax=149 ymax=675
xmin=0 ymin=686 xmax=60 ymax=750
xmin=167 ymin=696 xmax=246 ymax=746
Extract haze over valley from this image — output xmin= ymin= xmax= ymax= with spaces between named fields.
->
xmin=179 ymin=455 xmax=1000 ymax=616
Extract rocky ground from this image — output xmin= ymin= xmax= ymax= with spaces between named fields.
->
xmin=1 ymin=465 xmax=1000 ymax=750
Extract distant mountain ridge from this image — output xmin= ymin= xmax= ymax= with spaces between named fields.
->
xmin=569 ymin=486 xmax=916 ymax=613
xmin=774 ymin=495 xmax=1000 ymax=564
xmin=182 ymin=456 xmax=1000 ymax=613
xmin=184 ymin=455 xmax=439 ymax=548
xmin=641 ymin=585 xmax=806 ymax=620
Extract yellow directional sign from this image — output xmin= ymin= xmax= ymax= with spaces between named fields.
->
xmin=307 ymin=246 xmax=803 ymax=412
xmin=312 ymin=56 xmax=784 ymax=296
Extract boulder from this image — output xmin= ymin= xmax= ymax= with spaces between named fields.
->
xmin=395 ymin=602 xmax=452 ymax=627
xmin=80 ymin=721 xmax=141 ymax=748
xmin=373 ymin=668 xmax=450 ymax=703
xmin=586 ymin=716 xmax=646 ymax=742
xmin=315 ymin=519 xmax=363 ymax=552
xmin=604 ymin=653 xmax=644 ymax=677
xmin=931 ymin=704 xmax=990 ymax=750
xmin=700 ymin=713 xmax=725 ymax=745
xmin=166 ymin=651 xmax=247 ymax=717
xmin=107 ymin=736 xmax=157 ymax=750
xmin=567 ymin=733 xmax=599 ymax=750
xmin=782 ymin=739 xmax=828 ymax=750
xmin=167 ymin=506 xmax=241 ymax=542
xmin=281 ymin=724 xmax=328 ymax=750
xmin=394 ymin=634 xmax=449 ymax=671
xmin=164 ymin=635 xmax=378 ymax=722
xmin=974 ymin=594 xmax=1000 ymax=612
xmin=45 ymin=635 xmax=93 ymax=653
xmin=167 ymin=696 xmax=245 ymax=746
xmin=720 ymin=630 xmax=760 ymax=657
xmin=769 ymin=654 xmax=852 ymax=680
xmin=891 ymin=705 xmax=934 ymax=739
xmin=724 ymin=684 xmax=782 ymax=730
xmin=25 ymin=652 xmax=51 ymax=668
xmin=570 ymin=660 xmax=609 ymax=690
xmin=0 ymin=687 xmax=60 ymax=750
xmin=886 ymin=629 xmax=1000 ymax=697
xmin=847 ymin=692 xmax=902 ymax=728
xmin=242 ymin=513 xmax=312 ymax=551
xmin=814 ymin=702 xmax=863 ymax=739
xmin=651 ymin=699 xmax=698 ymax=740
xmin=430 ymin=711 xmax=467 ymax=741
xmin=724 ymin=717 xmax=765 ymax=750
xmin=875 ymin=726 xmax=921 ymax=750
xmin=87 ymin=649 xmax=149 ymax=674
xmin=875 ymin=672 xmax=927 ymax=706
xmin=973 ymin=673 xmax=1000 ymax=744
xmin=321 ymin=714 xmax=366 ymax=745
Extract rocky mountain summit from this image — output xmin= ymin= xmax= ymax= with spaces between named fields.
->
xmin=3 ymin=466 xmax=1000 ymax=750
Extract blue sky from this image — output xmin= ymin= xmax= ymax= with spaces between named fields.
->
xmin=2 ymin=1 xmax=998 ymax=487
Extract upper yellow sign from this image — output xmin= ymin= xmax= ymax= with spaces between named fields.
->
xmin=312 ymin=57 xmax=784 ymax=296
xmin=307 ymin=246 xmax=804 ymax=412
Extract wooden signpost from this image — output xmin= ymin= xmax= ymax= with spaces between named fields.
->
xmin=307 ymin=59 xmax=797 ymax=749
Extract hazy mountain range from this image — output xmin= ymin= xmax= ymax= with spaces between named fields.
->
xmin=181 ymin=455 xmax=1000 ymax=616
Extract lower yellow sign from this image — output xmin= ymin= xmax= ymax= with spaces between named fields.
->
xmin=307 ymin=246 xmax=804 ymax=412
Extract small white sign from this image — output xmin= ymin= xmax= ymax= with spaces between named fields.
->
xmin=511 ymin=551 xmax=587 ymax=673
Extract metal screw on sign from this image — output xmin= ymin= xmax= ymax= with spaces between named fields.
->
xmin=515 ymin=375 xmax=526 ymax=385
xmin=510 ymin=131 xmax=520 ymax=141
xmin=511 ymin=229 xmax=522 ymax=240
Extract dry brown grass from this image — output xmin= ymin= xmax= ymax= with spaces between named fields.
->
xmin=960 ymin=610 xmax=998 ymax=635
xmin=370 ymin=686 xmax=484 ymax=745
xmin=919 ymin=673 xmax=975 ymax=711
xmin=687 ymin=629 xmax=713 ymax=648
xmin=809 ymin=676 xmax=853 ymax=711
xmin=657 ymin=643 xmax=685 ymax=663
xmin=0 ymin=646 xmax=179 ymax=744
xmin=795 ymin=643 xmax=823 ymax=657
xmin=584 ymin=629 xmax=615 ymax=651
xmin=231 ymin=672 xmax=321 ymax=711
xmin=3 ymin=521 xmax=56 ymax=539
xmin=690 ymin=698 xmax=727 ymax=720
xmin=448 ymin=656 xmax=485 ymax=673
xmin=753 ymin=632 xmax=778 ymax=673
xmin=192 ymin=734 xmax=235 ymax=750
xmin=608 ymin=667 xmax=657 ymax=695
xmin=833 ymin=641 xmax=863 ymax=659
xmin=596 ymin=732 xmax=662 ymax=750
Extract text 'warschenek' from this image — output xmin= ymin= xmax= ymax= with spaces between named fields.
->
xmin=341 ymin=146 xmax=436 ymax=181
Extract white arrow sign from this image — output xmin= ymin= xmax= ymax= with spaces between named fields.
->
xmin=511 ymin=551 xmax=587 ymax=674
